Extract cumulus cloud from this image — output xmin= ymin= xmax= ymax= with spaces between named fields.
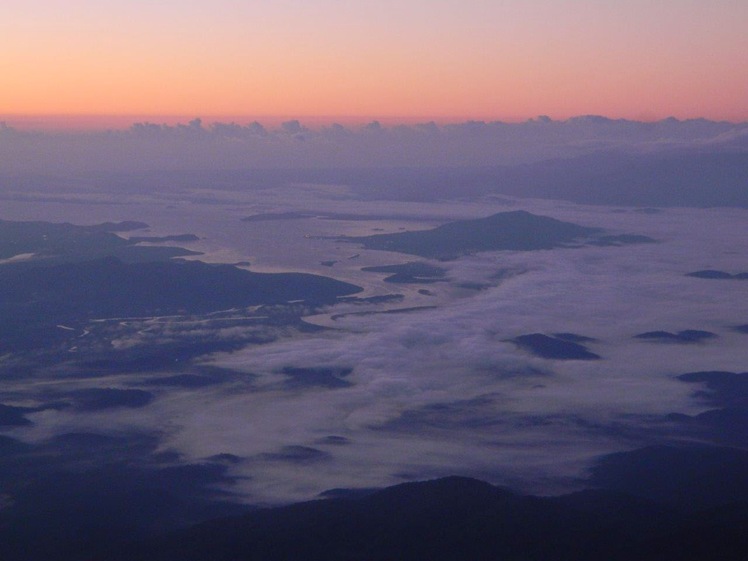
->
xmin=0 ymin=117 xmax=746 ymax=176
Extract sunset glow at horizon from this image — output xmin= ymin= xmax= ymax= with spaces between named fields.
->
xmin=2 ymin=0 xmax=747 ymax=130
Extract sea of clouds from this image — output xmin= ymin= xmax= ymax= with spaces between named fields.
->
xmin=1 ymin=116 xmax=746 ymax=503
xmin=4 ymin=193 xmax=745 ymax=503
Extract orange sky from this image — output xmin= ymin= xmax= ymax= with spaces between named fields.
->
xmin=2 ymin=1 xmax=747 ymax=129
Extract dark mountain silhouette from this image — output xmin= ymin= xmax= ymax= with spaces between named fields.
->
xmin=677 ymin=371 xmax=748 ymax=408
xmin=0 ymin=404 xmax=33 ymax=426
xmin=1 ymin=434 xmax=747 ymax=561
xmin=346 ymin=211 xmax=651 ymax=259
xmin=105 ymin=455 xmax=748 ymax=561
xmin=0 ymin=219 xmax=196 ymax=263
xmin=511 ymin=333 xmax=601 ymax=360
xmin=0 ymin=256 xmax=361 ymax=316
xmin=0 ymin=256 xmax=360 ymax=352
xmin=589 ymin=445 xmax=748 ymax=510
xmin=686 ymin=270 xmax=748 ymax=280
xmin=633 ymin=330 xmax=717 ymax=343
xmin=361 ymin=262 xmax=447 ymax=283
xmin=670 ymin=371 xmax=748 ymax=447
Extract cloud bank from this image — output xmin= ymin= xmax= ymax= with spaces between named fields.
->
xmin=1 ymin=116 xmax=746 ymax=174
xmin=8 ymin=201 xmax=741 ymax=503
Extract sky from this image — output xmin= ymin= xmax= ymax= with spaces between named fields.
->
xmin=2 ymin=0 xmax=747 ymax=129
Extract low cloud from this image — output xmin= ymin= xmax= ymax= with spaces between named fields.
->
xmin=105 ymin=203 xmax=743 ymax=501
xmin=3 ymin=186 xmax=748 ymax=504
xmin=1 ymin=116 xmax=746 ymax=175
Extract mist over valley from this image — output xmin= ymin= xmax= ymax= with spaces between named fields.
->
xmin=0 ymin=118 xmax=747 ymax=559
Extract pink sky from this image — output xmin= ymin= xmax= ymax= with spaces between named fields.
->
xmin=2 ymin=1 xmax=747 ymax=129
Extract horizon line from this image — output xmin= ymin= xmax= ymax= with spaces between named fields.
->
xmin=2 ymin=112 xmax=746 ymax=133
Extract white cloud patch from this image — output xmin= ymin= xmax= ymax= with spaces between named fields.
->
xmin=2 ymin=181 xmax=747 ymax=504
xmin=123 ymin=203 xmax=747 ymax=502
